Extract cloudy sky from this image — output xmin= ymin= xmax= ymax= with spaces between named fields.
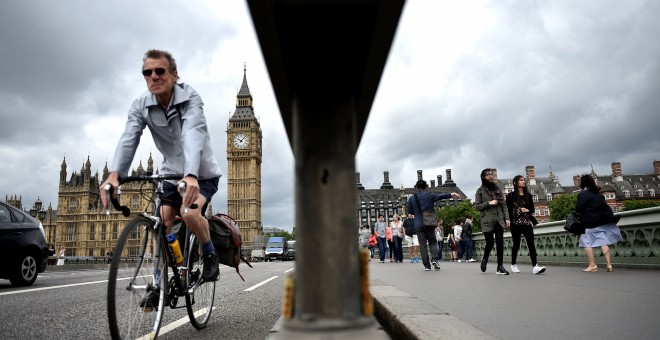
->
xmin=1 ymin=0 xmax=659 ymax=231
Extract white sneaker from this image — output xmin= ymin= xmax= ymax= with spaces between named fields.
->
xmin=467 ymin=259 xmax=476 ymax=263
xmin=510 ymin=264 xmax=520 ymax=273
xmin=457 ymin=259 xmax=462 ymax=263
xmin=533 ymin=265 xmax=546 ymax=274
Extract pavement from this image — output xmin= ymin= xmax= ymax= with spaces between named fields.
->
xmin=369 ymin=258 xmax=660 ymax=340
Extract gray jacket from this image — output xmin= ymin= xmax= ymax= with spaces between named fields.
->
xmin=474 ymin=185 xmax=509 ymax=233
xmin=111 ymin=83 xmax=222 ymax=180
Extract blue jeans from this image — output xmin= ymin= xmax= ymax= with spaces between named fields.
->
xmin=463 ymin=238 xmax=473 ymax=260
xmin=437 ymin=240 xmax=444 ymax=260
xmin=456 ymin=240 xmax=464 ymax=260
xmin=393 ymin=236 xmax=404 ymax=262
xmin=377 ymin=237 xmax=388 ymax=262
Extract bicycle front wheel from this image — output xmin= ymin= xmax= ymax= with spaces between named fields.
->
xmin=185 ymin=233 xmax=215 ymax=329
xmin=107 ymin=215 xmax=168 ymax=339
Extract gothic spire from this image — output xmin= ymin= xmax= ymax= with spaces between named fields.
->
xmin=231 ymin=64 xmax=255 ymax=120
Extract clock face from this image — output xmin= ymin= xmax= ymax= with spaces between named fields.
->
xmin=232 ymin=133 xmax=250 ymax=149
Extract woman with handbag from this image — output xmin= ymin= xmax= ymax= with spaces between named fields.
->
xmin=390 ymin=214 xmax=405 ymax=263
xmin=506 ymin=175 xmax=546 ymax=274
xmin=474 ymin=168 xmax=510 ymax=275
xmin=576 ymin=174 xmax=622 ymax=272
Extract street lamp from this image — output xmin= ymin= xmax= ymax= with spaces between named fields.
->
xmin=29 ymin=197 xmax=47 ymax=221
xmin=399 ymin=186 xmax=407 ymax=216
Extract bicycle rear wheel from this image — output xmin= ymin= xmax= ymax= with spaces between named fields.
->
xmin=185 ymin=234 xmax=215 ymax=329
xmin=107 ymin=215 xmax=168 ymax=339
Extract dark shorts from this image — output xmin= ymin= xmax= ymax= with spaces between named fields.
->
xmin=161 ymin=177 xmax=219 ymax=215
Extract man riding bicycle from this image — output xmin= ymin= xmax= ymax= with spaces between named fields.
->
xmin=100 ymin=49 xmax=221 ymax=282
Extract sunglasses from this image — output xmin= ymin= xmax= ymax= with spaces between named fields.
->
xmin=142 ymin=68 xmax=167 ymax=77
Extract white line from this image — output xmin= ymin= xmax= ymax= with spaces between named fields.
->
xmin=0 ymin=278 xmax=111 ymax=296
xmin=284 ymin=268 xmax=295 ymax=273
xmin=244 ymin=276 xmax=278 ymax=292
xmin=136 ymin=307 xmax=216 ymax=340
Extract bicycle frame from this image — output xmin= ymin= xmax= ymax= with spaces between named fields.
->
xmin=107 ymin=174 xmax=193 ymax=300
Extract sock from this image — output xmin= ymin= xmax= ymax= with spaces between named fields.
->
xmin=202 ymin=240 xmax=216 ymax=256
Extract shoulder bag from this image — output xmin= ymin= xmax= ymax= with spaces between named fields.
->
xmin=414 ymin=193 xmax=438 ymax=226
xmin=563 ymin=210 xmax=585 ymax=235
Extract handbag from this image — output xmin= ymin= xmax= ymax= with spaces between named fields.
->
xmin=414 ymin=193 xmax=438 ymax=226
xmin=563 ymin=211 xmax=585 ymax=235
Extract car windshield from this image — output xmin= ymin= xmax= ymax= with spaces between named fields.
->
xmin=267 ymin=241 xmax=284 ymax=247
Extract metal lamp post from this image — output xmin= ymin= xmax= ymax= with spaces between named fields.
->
xmin=399 ymin=184 xmax=408 ymax=218
xmin=29 ymin=197 xmax=51 ymax=243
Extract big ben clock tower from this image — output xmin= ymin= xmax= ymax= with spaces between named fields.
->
xmin=227 ymin=65 xmax=262 ymax=246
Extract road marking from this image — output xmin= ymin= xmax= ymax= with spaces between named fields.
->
xmin=244 ymin=276 xmax=278 ymax=292
xmin=0 ymin=278 xmax=112 ymax=296
xmin=135 ymin=307 xmax=217 ymax=340
xmin=285 ymin=268 xmax=295 ymax=273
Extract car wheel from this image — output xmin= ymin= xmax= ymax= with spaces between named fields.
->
xmin=9 ymin=253 xmax=39 ymax=287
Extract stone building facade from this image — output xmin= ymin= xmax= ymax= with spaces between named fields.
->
xmin=498 ymin=160 xmax=660 ymax=223
xmin=355 ymin=169 xmax=467 ymax=228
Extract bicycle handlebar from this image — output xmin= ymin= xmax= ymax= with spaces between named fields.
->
xmin=105 ymin=184 xmax=131 ymax=217
xmin=104 ymin=174 xmax=198 ymax=217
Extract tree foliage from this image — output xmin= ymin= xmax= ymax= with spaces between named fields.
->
xmin=437 ymin=200 xmax=481 ymax=233
xmin=265 ymin=231 xmax=293 ymax=240
xmin=622 ymin=200 xmax=660 ymax=211
xmin=549 ymin=193 xmax=578 ymax=221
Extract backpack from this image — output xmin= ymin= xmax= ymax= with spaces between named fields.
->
xmin=172 ymin=213 xmax=253 ymax=281
xmin=208 ymin=213 xmax=253 ymax=281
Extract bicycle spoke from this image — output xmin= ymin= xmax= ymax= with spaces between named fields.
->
xmin=185 ymin=234 xmax=215 ymax=329
xmin=107 ymin=216 xmax=168 ymax=339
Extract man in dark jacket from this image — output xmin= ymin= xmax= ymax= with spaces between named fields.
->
xmin=406 ymin=179 xmax=461 ymax=271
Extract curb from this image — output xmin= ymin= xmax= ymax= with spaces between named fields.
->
xmin=370 ymin=280 xmax=496 ymax=340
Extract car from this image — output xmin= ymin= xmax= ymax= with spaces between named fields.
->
xmin=0 ymin=201 xmax=49 ymax=286
xmin=285 ymin=240 xmax=296 ymax=261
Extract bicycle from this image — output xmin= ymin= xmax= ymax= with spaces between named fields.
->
xmin=105 ymin=173 xmax=215 ymax=339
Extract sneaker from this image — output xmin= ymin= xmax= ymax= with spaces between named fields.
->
xmin=457 ymin=259 xmax=462 ymax=263
xmin=496 ymin=266 xmax=510 ymax=275
xmin=431 ymin=261 xmax=440 ymax=270
xmin=424 ymin=267 xmax=431 ymax=271
xmin=467 ymin=259 xmax=476 ymax=263
xmin=480 ymin=259 xmax=487 ymax=272
xmin=533 ymin=265 xmax=546 ymax=274
xmin=410 ymin=258 xmax=415 ymax=263
xmin=511 ymin=264 xmax=520 ymax=273
xmin=202 ymin=254 xmax=220 ymax=281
